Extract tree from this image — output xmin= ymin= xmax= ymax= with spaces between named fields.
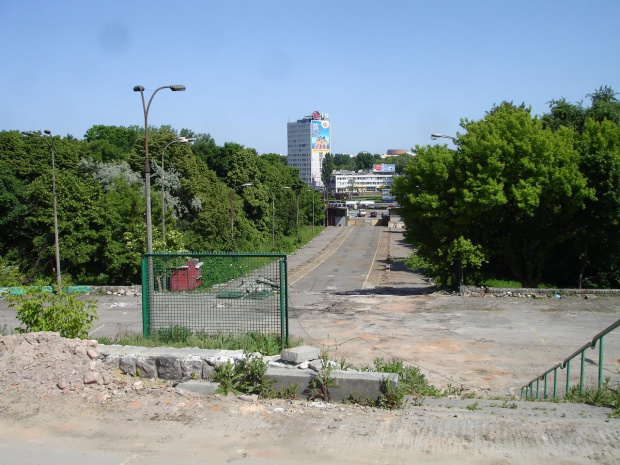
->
xmin=355 ymin=152 xmax=375 ymax=171
xmin=456 ymin=103 xmax=590 ymax=287
xmin=321 ymin=153 xmax=334 ymax=199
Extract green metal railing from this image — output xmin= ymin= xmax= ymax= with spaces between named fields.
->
xmin=141 ymin=252 xmax=289 ymax=347
xmin=521 ymin=317 xmax=620 ymax=399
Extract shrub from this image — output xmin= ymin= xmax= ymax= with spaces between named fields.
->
xmin=7 ymin=287 xmax=98 ymax=339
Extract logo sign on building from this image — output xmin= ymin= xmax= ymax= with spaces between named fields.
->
xmin=373 ymin=164 xmax=396 ymax=173
xmin=311 ymin=120 xmax=330 ymax=152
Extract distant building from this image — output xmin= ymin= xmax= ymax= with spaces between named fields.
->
xmin=287 ymin=111 xmax=330 ymax=188
xmin=331 ymin=168 xmax=396 ymax=194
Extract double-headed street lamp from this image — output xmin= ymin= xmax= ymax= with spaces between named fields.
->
xmin=272 ymin=186 xmax=290 ymax=250
xmin=22 ymin=130 xmax=61 ymax=287
xmin=133 ymin=84 xmax=186 ymax=254
xmin=431 ymin=133 xmax=457 ymax=143
xmin=161 ymin=136 xmax=195 ymax=249
xmin=229 ymin=183 xmax=252 ymax=251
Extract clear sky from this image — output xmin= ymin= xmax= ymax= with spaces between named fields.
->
xmin=1 ymin=0 xmax=619 ymax=156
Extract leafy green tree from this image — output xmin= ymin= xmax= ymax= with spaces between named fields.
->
xmin=355 ymin=152 xmax=375 ymax=171
xmin=333 ymin=153 xmax=355 ymax=170
xmin=456 ymin=103 xmax=591 ymax=287
xmin=571 ymin=118 xmax=620 ymax=287
xmin=321 ymin=153 xmax=334 ymax=199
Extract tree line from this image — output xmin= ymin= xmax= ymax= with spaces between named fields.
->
xmin=0 ymin=126 xmax=324 ymax=285
xmin=393 ymin=86 xmax=620 ymax=289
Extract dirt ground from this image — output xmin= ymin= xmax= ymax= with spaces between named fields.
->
xmin=1 ymin=308 xmax=619 ymax=464
xmin=1 ymin=226 xmax=619 ymax=463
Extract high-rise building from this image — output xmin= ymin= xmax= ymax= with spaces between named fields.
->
xmin=287 ymin=111 xmax=330 ymax=188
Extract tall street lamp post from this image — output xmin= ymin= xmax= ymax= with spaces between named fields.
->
xmin=161 ymin=136 xmax=194 ymax=249
xmin=133 ymin=84 xmax=186 ymax=254
xmin=22 ymin=130 xmax=61 ymax=287
xmin=229 ymin=183 xmax=252 ymax=251
xmin=431 ymin=132 xmax=462 ymax=293
xmin=306 ymin=189 xmax=315 ymax=235
xmin=272 ymin=186 xmax=290 ymax=251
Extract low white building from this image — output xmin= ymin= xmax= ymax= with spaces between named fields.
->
xmin=330 ymin=169 xmax=396 ymax=194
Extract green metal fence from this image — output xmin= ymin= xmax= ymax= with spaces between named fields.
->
xmin=520 ymin=317 xmax=620 ymax=400
xmin=141 ymin=252 xmax=288 ymax=345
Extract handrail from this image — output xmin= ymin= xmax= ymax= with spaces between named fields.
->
xmin=520 ymin=317 xmax=620 ymax=399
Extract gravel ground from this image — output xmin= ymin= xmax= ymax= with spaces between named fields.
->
xmin=1 ymin=330 xmax=619 ymax=464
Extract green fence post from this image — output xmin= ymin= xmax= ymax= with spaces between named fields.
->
xmin=141 ymin=255 xmax=149 ymax=338
xmin=543 ymin=373 xmax=548 ymax=399
xmin=552 ymin=367 xmax=558 ymax=399
xmin=580 ymin=351 xmax=585 ymax=395
xmin=598 ymin=336 xmax=604 ymax=390
xmin=565 ymin=359 xmax=571 ymax=397
xmin=536 ymin=378 xmax=540 ymax=400
xmin=279 ymin=258 xmax=286 ymax=349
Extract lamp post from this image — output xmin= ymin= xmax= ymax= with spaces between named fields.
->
xmin=431 ymin=132 xmax=462 ymax=293
xmin=229 ymin=183 xmax=252 ymax=251
xmin=306 ymin=189 xmax=315 ymax=235
xmin=272 ymin=186 xmax=290 ymax=250
xmin=160 ymin=136 xmax=194 ymax=249
xmin=431 ymin=133 xmax=457 ymax=143
xmin=133 ymin=84 xmax=186 ymax=254
xmin=22 ymin=130 xmax=61 ymax=287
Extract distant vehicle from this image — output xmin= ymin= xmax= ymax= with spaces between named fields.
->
xmin=370 ymin=211 xmax=377 ymax=218
xmin=357 ymin=209 xmax=367 ymax=217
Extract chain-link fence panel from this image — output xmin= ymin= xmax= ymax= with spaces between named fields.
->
xmin=141 ymin=252 xmax=288 ymax=344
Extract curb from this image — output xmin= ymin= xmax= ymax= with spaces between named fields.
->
xmin=99 ymin=345 xmax=398 ymax=402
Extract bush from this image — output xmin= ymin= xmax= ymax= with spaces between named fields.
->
xmin=7 ymin=287 xmax=98 ymax=339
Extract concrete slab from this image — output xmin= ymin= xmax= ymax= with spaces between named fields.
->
xmin=280 ymin=345 xmax=320 ymax=363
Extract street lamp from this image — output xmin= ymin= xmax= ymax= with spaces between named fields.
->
xmin=22 ymin=130 xmax=61 ymax=287
xmin=272 ymin=186 xmax=290 ymax=250
xmin=133 ymin=84 xmax=186 ymax=254
xmin=160 ymin=136 xmax=195 ymax=249
xmin=431 ymin=133 xmax=457 ymax=143
xmin=229 ymin=183 xmax=252 ymax=251
xmin=305 ymin=189 xmax=315 ymax=235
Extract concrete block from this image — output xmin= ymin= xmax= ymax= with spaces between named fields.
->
xmin=175 ymin=380 xmax=219 ymax=395
xmin=266 ymin=367 xmax=314 ymax=396
xmin=329 ymin=371 xmax=399 ymax=403
xmin=280 ymin=346 xmax=320 ymax=364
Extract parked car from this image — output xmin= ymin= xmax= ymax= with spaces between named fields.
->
xmin=357 ymin=209 xmax=367 ymax=217
xmin=370 ymin=211 xmax=377 ymax=218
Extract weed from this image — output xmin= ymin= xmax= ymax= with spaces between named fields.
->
xmin=337 ymin=356 xmax=353 ymax=371
xmin=566 ymin=377 xmax=620 ymax=417
xmin=466 ymin=401 xmax=481 ymax=411
xmin=307 ymin=353 xmax=338 ymax=401
xmin=213 ymin=353 xmax=276 ymax=397
xmin=377 ymin=378 xmax=407 ymax=410
xmin=373 ymin=358 xmax=441 ymax=397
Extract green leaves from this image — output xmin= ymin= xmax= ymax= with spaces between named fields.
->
xmin=7 ymin=287 xmax=98 ymax=339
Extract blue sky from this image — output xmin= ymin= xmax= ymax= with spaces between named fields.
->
xmin=1 ymin=0 xmax=619 ymax=156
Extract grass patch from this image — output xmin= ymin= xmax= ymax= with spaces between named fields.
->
xmin=565 ymin=378 xmax=620 ymax=418
xmin=97 ymin=327 xmax=301 ymax=356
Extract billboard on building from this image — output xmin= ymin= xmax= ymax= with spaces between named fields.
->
xmin=373 ymin=164 xmax=396 ymax=173
xmin=311 ymin=120 xmax=330 ymax=152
